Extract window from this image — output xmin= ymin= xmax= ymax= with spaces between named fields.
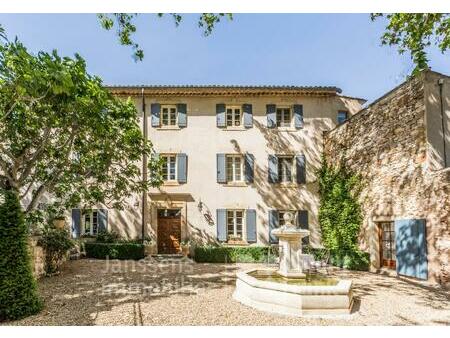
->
xmin=161 ymin=155 xmax=177 ymax=181
xmin=337 ymin=110 xmax=348 ymax=125
xmin=83 ymin=210 xmax=99 ymax=236
xmin=278 ymin=210 xmax=297 ymax=227
xmin=276 ymin=107 xmax=292 ymax=127
xmin=226 ymin=106 xmax=242 ymax=127
xmin=226 ymin=155 xmax=243 ymax=182
xmin=227 ymin=210 xmax=244 ymax=239
xmin=161 ymin=105 xmax=177 ymax=126
xmin=278 ymin=156 xmax=294 ymax=183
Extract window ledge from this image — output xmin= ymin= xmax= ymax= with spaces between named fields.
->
xmin=274 ymin=127 xmax=301 ymax=132
xmin=221 ymin=127 xmax=248 ymax=131
xmin=274 ymin=183 xmax=299 ymax=188
xmin=224 ymin=182 xmax=248 ymax=187
xmin=225 ymin=240 xmax=249 ymax=246
xmin=156 ymin=126 xmax=181 ymax=131
xmin=162 ymin=181 xmax=181 ymax=186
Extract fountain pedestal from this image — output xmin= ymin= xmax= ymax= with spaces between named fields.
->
xmin=271 ymin=212 xmax=310 ymax=278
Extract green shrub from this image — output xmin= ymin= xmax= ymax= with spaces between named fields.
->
xmin=84 ymin=242 xmax=145 ymax=260
xmin=96 ymin=230 xmax=121 ymax=243
xmin=303 ymin=245 xmax=370 ymax=271
xmin=38 ymin=227 xmax=74 ymax=275
xmin=194 ymin=245 xmax=271 ymax=263
xmin=0 ymin=189 xmax=43 ymax=321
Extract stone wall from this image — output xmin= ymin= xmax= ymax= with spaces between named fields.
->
xmin=324 ymin=71 xmax=450 ymax=285
xmin=29 ymin=236 xmax=45 ymax=279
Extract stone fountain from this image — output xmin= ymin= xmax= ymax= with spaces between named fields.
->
xmin=233 ymin=212 xmax=354 ymax=317
xmin=271 ymin=212 xmax=310 ymax=278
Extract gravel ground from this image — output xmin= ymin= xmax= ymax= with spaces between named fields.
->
xmin=4 ymin=258 xmax=450 ymax=326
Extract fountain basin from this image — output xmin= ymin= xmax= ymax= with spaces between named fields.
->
xmin=233 ymin=269 xmax=354 ymax=317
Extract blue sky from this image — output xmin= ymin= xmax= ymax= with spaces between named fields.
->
xmin=1 ymin=13 xmax=450 ymax=102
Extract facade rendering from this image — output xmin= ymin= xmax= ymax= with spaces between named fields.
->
xmin=70 ymin=85 xmax=364 ymax=252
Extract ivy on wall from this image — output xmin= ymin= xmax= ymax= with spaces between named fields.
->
xmin=317 ymin=158 xmax=364 ymax=256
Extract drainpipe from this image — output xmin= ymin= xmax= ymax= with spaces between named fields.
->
xmin=438 ymin=78 xmax=447 ymax=167
xmin=141 ymin=87 xmax=148 ymax=244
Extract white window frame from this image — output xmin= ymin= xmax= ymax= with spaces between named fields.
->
xmin=226 ymin=154 xmax=244 ymax=182
xmin=278 ymin=210 xmax=297 ymax=227
xmin=276 ymin=106 xmax=293 ymax=127
xmin=82 ymin=209 xmax=99 ymax=236
xmin=226 ymin=209 xmax=245 ymax=240
xmin=225 ymin=105 xmax=243 ymax=128
xmin=278 ymin=155 xmax=295 ymax=183
xmin=161 ymin=154 xmax=177 ymax=182
xmin=160 ymin=104 xmax=178 ymax=127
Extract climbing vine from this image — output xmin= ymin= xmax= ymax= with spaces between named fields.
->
xmin=317 ymin=158 xmax=364 ymax=260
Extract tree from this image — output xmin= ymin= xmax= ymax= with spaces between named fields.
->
xmin=372 ymin=13 xmax=450 ymax=75
xmin=0 ymin=188 xmax=42 ymax=320
xmin=0 ymin=38 xmax=162 ymax=221
xmin=98 ymin=13 xmax=233 ymax=61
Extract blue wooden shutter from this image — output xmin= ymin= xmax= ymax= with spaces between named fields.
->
xmin=177 ymin=153 xmax=187 ymax=183
xmin=297 ymin=210 xmax=309 ymax=245
xmin=216 ymin=104 xmax=226 ymax=127
xmin=177 ymin=104 xmax=187 ymax=128
xmin=269 ymin=210 xmax=279 ymax=244
xmin=395 ymin=219 xmax=428 ymax=280
xmin=246 ymin=209 xmax=257 ymax=243
xmin=71 ymin=208 xmax=81 ymax=238
xmin=243 ymin=104 xmax=253 ymax=128
xmin=216 ymin=154 xmax=226 ymax=183
xmin=294 ymin=104 xmax=304 ymax=129
xmin=98 ymin=209 xmax=108 ymax=233
xmin=217 ymin=209 xmax=227 ymax=242
xmin=151 ymin=103 xmax=160 ymax=127
xmin=244 ymin=153 xmax=255 ymax=184
xmin=296 ymin=154 xmax=306 ymax=184
xmin=266 ymin=104 xmax=276 ymax=128
xmin=268 ymin=155 xmax=279 ymax=183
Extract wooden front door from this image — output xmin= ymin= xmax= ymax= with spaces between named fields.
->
xmin=157 ymin=209 xmax=181 ymax=254
xmin=378 ymin=222 xmax=396 ymax=269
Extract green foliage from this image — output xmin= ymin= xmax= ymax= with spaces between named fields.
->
xmin=95 ymin=229 xmax=121 ymax=243
xmin=0 ymin=38 xmax=162 ymax=219
xmin=371 ymin=14 xmax=450 ymax=75
xmin=303 ymin=245 xmax=370 ymax=271
xmin=194 ymin=245 xmax=271 ymax=263
xmin=329 ymin=250 xmax=370 ymax=271
xmin=38 ymin=227 xmax=74 ymax=275
xmin=0 ymin=188 xmax=42 ymax=321
xmin=97 ymin=13 xmax=233 ymax=61
xmin=84 ymin=242 xmax=145 ymax=260
xmin=318 ymin=159 xmax=363 ymax=253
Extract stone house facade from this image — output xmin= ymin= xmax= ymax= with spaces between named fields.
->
xmin=324 ymin=70 xmax=450 ymax=285
xmin=70 ymin=85 xmax=363 ymax=254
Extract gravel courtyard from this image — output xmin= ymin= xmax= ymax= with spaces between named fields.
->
xmin=6 ymin=258 xmax=450 ymax=326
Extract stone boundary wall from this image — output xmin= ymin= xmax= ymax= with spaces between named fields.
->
xmin=324 ymin=73 xmax=449 ymax=285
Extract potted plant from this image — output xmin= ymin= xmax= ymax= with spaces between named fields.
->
xmin=52 ymin=215 xmax=66 ymax=230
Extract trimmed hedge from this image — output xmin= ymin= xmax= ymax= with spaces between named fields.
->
xmin=194 ymin=246 xmax=272 ymax=263
xmin=0 ymin=189 xmax=43 ymax=321
xmin=329 ymin=250 xmax=370 ymax=271
xmin=84 ymin=242 xmax=145 ymax=260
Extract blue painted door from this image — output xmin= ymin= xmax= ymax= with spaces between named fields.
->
xmin=394 ymin=219 xmax=428 ymax=280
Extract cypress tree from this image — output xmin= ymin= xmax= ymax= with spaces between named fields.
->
xmin=0 ymin=188 xmax=42 ymax=321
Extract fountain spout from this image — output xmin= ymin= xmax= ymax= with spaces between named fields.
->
xmin=271 ymin=212 xmax=310 ymax=278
